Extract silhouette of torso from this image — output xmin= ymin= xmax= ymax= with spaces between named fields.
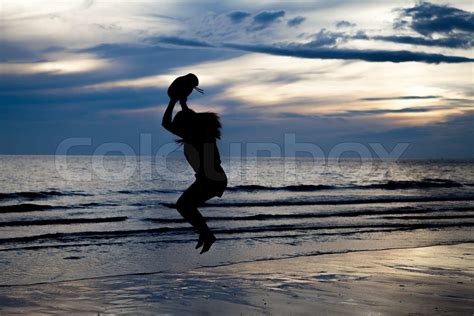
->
xmin=172 ymin=109 xmax=226 ymax=183
xmin=183 ymin=141 xmax=225 ymax=181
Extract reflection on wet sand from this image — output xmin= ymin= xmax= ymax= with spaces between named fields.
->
xmin=1 ymin=243 xmax=473 ymax=315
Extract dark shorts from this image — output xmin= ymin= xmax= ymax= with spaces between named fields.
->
xmin=180 ymin=174 xmax=228 ymax=206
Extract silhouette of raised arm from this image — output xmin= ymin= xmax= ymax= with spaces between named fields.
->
xmin=162 ymin=98 xmax=182 ymax=137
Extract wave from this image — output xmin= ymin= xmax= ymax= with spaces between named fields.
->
xmin=0 ymin=240 xmax=128 ymax=252
xmin=0 ymin=227 xmax=193 ymax=245
xmin=227 ymin=184 xmax=335 ymax=192
xmin=0 ymin=190 xmax=90 ymax=201
xmin=118 ymin=186 xmax=333 ymax=194
xmin=216 ymin=222 xmax=474 ymax=235
xmin=117 ymin=189 xmax=177 ymax=194
xmin=360 ymin=178 xmax=463 ymax=190
xmin=225 ymin=179 xmax=465 ymax=192
xmin=380 ymin=214 xmax=474 ymax=220
xmin=0 ymin=228 xmax=393 ymax=252
xmin=76 ymin=202 xmax=119 ymax=207
xmin=161 ymin=195 xmax=474 ymax=208
xmin=0 ymin=178 xmax=466 ymax=203
xmin=1 ymin=222 xmax=472 ymax=246
xmin=110 ymin=179 xmax=467 ymax=195
xmin=0 ymin=216 xmax=127 ymax=227
xmin=6 ymin=195 xmax=469 ymax=215
xmin=0 ymin=201 xmax=120 ymax=214
xmin=144 ymin=206 xmax=474 ymax=223
xmin=0 ymin=203 xmax=55 ymax=213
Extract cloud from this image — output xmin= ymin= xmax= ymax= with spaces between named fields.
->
xmin=79 ymin=43 xmax=162 ymax=58
xmin=222 ymin=42 xmax=474 ymax=64
xmin=249 ymin=10 xmax=285 ymax=31
xmin=298 ymin=3 xmax=474 ymax=50
xmin=373 ymin=35 xmax=472 ymax=49
xmin=0 ymin=58 xmax=109 ymax=75
xmin=287 ymin=16 xmax=306 ymax=27
xmin=1 ymin=1 xmax=472 ymax=157
xmin=354 ymin=112 xmax=474 ymax=158
xmin=305 ymin=29 xmax=346 ymax=47
xmin=0 ymin=41 xmax=39 ymax=62
xmin=276 ymin=112 xmax=310 ymax=119
xmin=395 ymin=2 xmax=474 ymax=36
xmin=359 ymin=95 xmax=440 ymax=101
xmin=335 ymin=20 xmax=356 ymax=28
xmin=143 ymin=33 xmax=473 ymax=64
xmin=443 ymin=98 xmax=474 ymax=105
xmin=1 ymin=43 xmax=238 ymax=94
xmin=302 ymin=28 xmax=472 ymax=51
xmin=326 ymin=106 xmax=452 ymax=118
xmin=151 ymin=36 xmax=213 ymax=48
xmin=296 ymin=29 xmax=368 ymax=48
xmin=226 ymin=11 xmax=251 ymax=23
xmin=147 ymin=14 xmax=181 ymax=21
xmin=80 ymin=0 xmax=95 ymax=10
xmin=393 ymin=2 xmax=474 ymax=49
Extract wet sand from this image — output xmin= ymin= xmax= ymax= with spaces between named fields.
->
xmin=1 ymin=243 xmax=473 ymax=315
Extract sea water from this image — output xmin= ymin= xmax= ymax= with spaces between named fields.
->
xmin=0 ymin=155 xmax=473 ymax=285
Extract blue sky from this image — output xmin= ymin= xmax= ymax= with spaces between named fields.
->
xmin=1 ymin=0 xmax=473 ymax=158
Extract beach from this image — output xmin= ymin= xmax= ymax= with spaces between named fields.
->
xmin=1 ymin=243 xmax=472 ymax=315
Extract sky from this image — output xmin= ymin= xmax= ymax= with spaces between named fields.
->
xmin=0 ymin=0 xmax=473 ymax=158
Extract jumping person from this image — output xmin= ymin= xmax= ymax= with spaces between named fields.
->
xmin=162 ymin=73 xmax=227 ymax=254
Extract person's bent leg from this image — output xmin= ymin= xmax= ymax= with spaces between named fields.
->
xmin=176 ymin=196 xmax=215 ymax=253
xmin=176 ymin=181 xmax=218 ymax=253
xmin=176 ymin=193 xmax=210 ymax=235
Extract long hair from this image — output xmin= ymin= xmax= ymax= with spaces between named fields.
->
xmin=173 ymin=109 xmax=221 ymax=143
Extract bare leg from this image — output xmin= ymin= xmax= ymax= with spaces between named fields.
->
xmin=176 ymin=188 xmax=217 ymax=253
xmin=175 ymin=199 xmax=210 ymax=235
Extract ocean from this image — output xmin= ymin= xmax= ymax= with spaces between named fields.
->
xmin=1 ymin=155 xmax=473 ymax=286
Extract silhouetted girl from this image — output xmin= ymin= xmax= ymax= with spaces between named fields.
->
xmin=162 ymin=74 xmax=227 ymax=254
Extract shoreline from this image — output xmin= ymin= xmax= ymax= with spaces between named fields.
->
xmin=1 ymin=242 xmax=473 ymax=315
xmin=2 ymin=241 xmax=470 ymax=288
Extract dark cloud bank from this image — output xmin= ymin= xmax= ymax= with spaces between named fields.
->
xmin=384 ymin=2 xmax=473 ymax=48
xmin=322 ymin=2 xmax=474 ymax=49
xmin=151 ymin=2 xmax=473 ymax=64
xmin=150 ymin=34 xmax=473 ymax=64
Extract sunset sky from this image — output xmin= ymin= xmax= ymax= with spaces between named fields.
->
xmin=1 ymin=0 xmax=473 ymax=157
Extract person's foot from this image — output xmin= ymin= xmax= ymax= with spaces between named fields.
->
xmin=195 ymin=234 xmax=204 ymax=249
xmin=200 ymin=234 xmax=216 ymax=254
